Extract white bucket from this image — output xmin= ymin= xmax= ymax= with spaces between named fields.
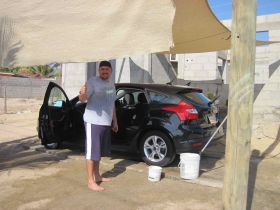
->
xmin=179 ymin=153 xmax=200 ymax=180
xmin=148 ymin=166 xmax=162 ymax=182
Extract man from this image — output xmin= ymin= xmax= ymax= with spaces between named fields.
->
xmin=79 ymin=60 xmax=118 ymax=191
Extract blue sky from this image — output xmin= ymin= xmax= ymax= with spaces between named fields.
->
xmin=208 ymin=0 xmax=280 ymax=20
xmin=208 ymin=0 xmax=280 ymax=40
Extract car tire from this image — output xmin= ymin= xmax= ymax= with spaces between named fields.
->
xmin=41 ymin=129 xmax=61 ymax=149
xmin=140 ymin=131 xmax=175 ymax=167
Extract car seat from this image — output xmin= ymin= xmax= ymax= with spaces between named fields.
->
xmin=137 ymin=92 xmax=147 ymax=104
xmin=135 ymin=92 xmax=148 ymax=125
xmin=124 ymin=93 xmax=135 ymax=105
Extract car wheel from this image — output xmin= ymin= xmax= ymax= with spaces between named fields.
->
xmin=140 ymin=131 xmax=175 ymax=167
xmin=40 ymin=129 xmax=61 ymax=149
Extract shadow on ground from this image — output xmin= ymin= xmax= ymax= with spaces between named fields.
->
xmin=0 ymin=134 xmax=231 ymax=182
xmin=102 ymin=152 xmax=142 ymax=178
xmin=0 ymin=136 xmax=83 ymax=171
xmin=0 ymin=135 xmax=143 ymax=179
xmin=247 ymin=126 xmax=280 ymax=210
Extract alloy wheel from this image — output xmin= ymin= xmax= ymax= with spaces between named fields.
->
xmin=143 ymin=135 xmax=167 ymax=162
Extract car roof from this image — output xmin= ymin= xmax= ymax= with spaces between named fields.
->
xmin=115 ymin=83 xmax=202 ymax=94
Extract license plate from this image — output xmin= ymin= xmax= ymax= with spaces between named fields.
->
xmin=208 ymin=114 xmax=217 ymax=124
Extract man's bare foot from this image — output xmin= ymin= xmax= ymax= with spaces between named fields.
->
xmin=95 ymin=176 xmax=111 ymax=183
xmin=88 ymin=181 xmax=104 ymax=191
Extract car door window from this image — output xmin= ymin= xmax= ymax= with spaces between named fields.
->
xmin=116 ymin=88 xmax=146 ymax=107
xmin=48 ymin=87 xmax=67 ymax=107
xmin=116 ymin=89 xmax=128 ymax=107
xmin=147 ymin=90 xmax=179 ymax=105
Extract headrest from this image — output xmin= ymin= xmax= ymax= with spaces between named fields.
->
xmin=138 ymin=92 xmax=147 ymax=104
xmin=124 ymin=93 xmax=135 ymax=105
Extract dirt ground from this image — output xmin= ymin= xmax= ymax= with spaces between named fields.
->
xmin=0 ymin=98 xmax=280 ymax=210
xmin=0 ymin=98 xmax=42 ymax=143
xmin=0 ymin=98 xmax=43 ymax=114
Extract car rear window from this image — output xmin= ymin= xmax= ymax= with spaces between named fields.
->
xmin=179 ymin=91 xmax=210 ymax=106
xmin=147 ymin=90 xmax=180 ymax=105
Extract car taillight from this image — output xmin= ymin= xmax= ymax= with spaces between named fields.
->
xmin=192 ymin=142 xmax=203 ymax=148
xmin=162 ymin=101 xmax=198 ymax=120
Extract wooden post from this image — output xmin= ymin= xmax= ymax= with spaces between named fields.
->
xmin=222 ymin=0 xmax=256 ymax=210
xmin=4 ymin=85 xmax=7 ymax=113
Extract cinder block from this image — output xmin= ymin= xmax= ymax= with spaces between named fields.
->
xmin=188 ymin=64 xmax=204 ymax=70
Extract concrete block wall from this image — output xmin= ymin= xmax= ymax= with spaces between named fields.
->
xmin=253 ymin=64 xmax=280 ymax=141
xmin=252 ymin=14 xmax=280 ymax=142
xmin=114 ymin=55 xmax=152 ymax=83
xmin=151 ymin=54 xmax=176 ymax=84
xmin=0 ymin=77 xmax=57 ymax=98
xmin=255 ymin=47 xmax=270 ymax=84
xmin=114 ymin=54 xmax=175 ymax=84
xmin=222 ymin=14 xmax=280 ymax=85
xmin=177 ymin=52 xmax=218 ymax=81
xmin=115 ymin=58 xmax=131 ymax=83
xmin=253 ymin=14 xmax=280 ymax=143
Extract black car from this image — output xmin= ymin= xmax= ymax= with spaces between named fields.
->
xmin=38 ymin=82 xmax=222 ymax=166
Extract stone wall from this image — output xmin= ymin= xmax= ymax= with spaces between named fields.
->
xmin=0 ymin=77 xmax=60 ymax=98
xmin=252 ymin=19 xmax=280 ymax=143
xmin=177 ymin=52 xmax=219 ymax=81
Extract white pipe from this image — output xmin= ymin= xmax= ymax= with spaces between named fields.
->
xmin=199 ymin=115 xmax=228 ymax=155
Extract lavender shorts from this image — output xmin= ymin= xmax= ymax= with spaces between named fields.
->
xmin=85 ymin=123 xmax=111 ymax=161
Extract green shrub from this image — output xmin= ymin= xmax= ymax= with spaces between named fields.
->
xmin=207 ymin=92 xmax=215 ymax=100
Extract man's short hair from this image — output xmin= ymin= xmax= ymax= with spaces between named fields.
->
xmin=99 ymin=60 xmax=112 ymax=69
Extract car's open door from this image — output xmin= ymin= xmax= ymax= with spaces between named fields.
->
xmin=38 ymin=82 xmax=73 ymax=147
xmin=112 ymin=88 xmax=148 ymax=147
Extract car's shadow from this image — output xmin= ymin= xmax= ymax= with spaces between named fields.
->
xmin=0 ymin=137 xmax=83 ymax=171
xmin=0 ymin=135 xmax=226 ymax=182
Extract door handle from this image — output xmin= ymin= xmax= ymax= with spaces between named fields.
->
xmin=127 ymin=106 xmax=135 ymax=110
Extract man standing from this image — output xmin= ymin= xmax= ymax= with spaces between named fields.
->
xmin=79 ymin=60 xmax=118 ymax=191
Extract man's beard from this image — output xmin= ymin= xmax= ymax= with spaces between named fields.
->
xmin=100 ymin=74 xmax=109 ymax=80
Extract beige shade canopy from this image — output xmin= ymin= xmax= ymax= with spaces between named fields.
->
xmin=168 ymin=0 xmax=231 ymax=54
xmin=0 ymin=0 xmax=267 ymax=67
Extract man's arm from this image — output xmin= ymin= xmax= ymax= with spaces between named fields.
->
xmin=112 ymin=105 xmax=118 ymax=133
xmin=79 ymin=83 xmax=87 ymax=102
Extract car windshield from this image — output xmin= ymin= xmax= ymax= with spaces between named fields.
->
xmin=179 ymin=91 xmax=210 ymax=106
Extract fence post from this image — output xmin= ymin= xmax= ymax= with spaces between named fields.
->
xmin=30 ymin=78 xmax=33 ymax=98
xmin=29 ymin=78 xmax=32 ymax=99
xmin=4 ymin=85 xmax=7 ymax=113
